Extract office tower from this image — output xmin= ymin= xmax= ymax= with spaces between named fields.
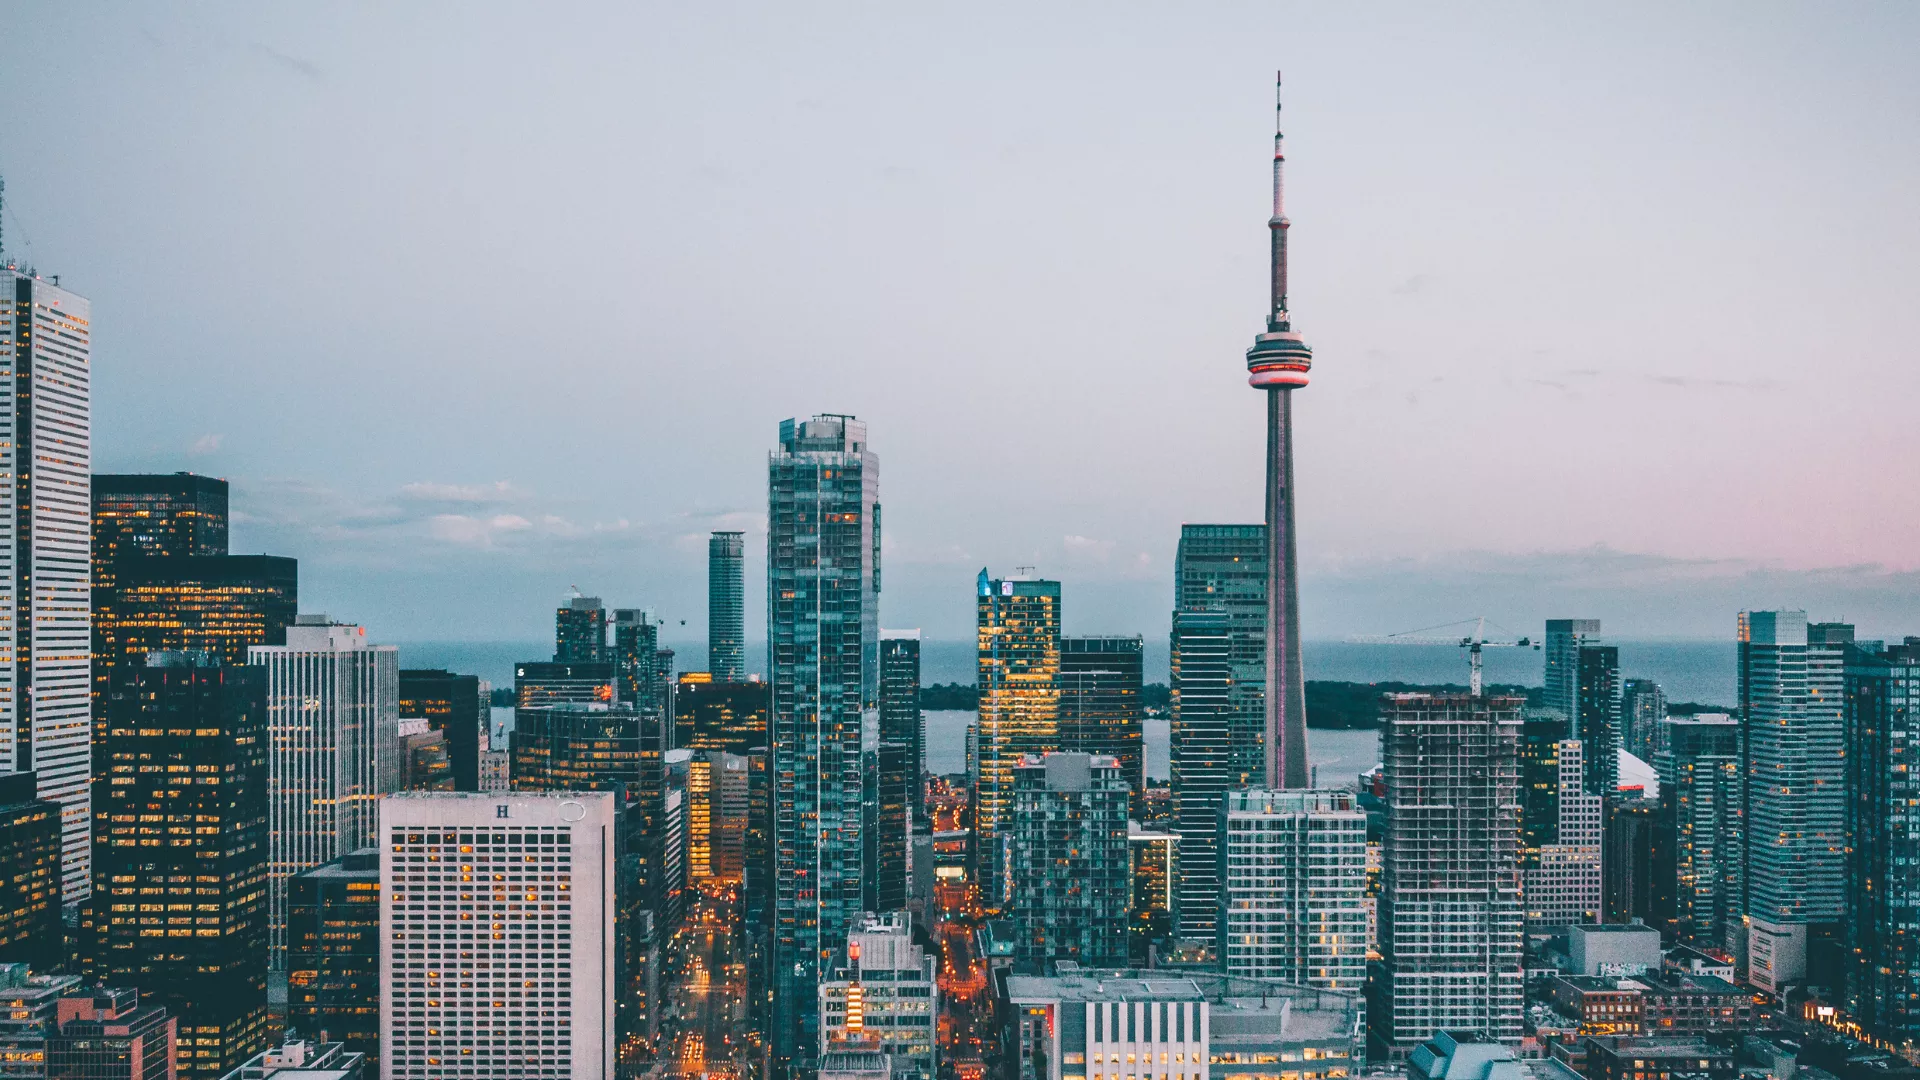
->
xmin=0 ymin=267 xmax=90 ymax=906
xmin=687 ymin=750 xmax=750 ymax=884
xmin=1369 ymin=693 xmax=1524 ymax=1058
xmin=609 ymin=610 xmax=660 ymax=712
xmin=879 ymin=631 xmax=924 ymax=794
xmin=555 ymin=595 xmax=607 ymax=663
xmin=1520 ymin=738 xmax=1602 ymax=925
xmin=1576 ymin=645 xmax=1622 ymax=796
xmin=1603 ymin=795 xmax=1658 ymax=924
xmin=379 ymin=792 xmax=616 ymax=1080
xmin=509 ymin=703 xmax=649 ymax=792
xmin=250 ymin=617 xmax=400 ymax=971
xmin=1007 ymin=753 xmax=1131 ymax=972
xmin=1218 ymin=788 xmax=1368 ymax=989
xmin=709 ymin=532 xmax=746 ymax=682
xmin=816 ymin=912 xmax=939 ymax=1080
xmin=1544 ymin=619 xmax=1602 ymax=722
xmin=396 ymin=719 xmax=452 ymax=791
xmin=1128 ymin=825 xmax=1176 ymax=967
xmin=0 ymin=773 xmax=60 ymax=970
xmin=1059 ymin=636 xmax=1145 ymax=805
xmin=674 ymin=674 xmax=770 ymax=752
xmin=95 ymin=556 xmax=298 ymax=673
xmin=1653 ymin=716 xmax=1742 ymax=951
xmin=220 ymin=1035 xmax=368 ymax=1080
xmin=45 ymin=987 xmax=178 ymax=1080
xmin=398 ymin=669 xmax=485 ymax=792
xmin=974 ymin=569 xmax=1062 ymax=908
xmin=743 ymin=748 xmax=774 ymax=1038
xmin=93 ymin=654 xmax=268 ymax=1077
xmin=1844 ymin=638 xmax=1920 ymax=1044
xmin=286 ymin=849 xmax=380 ymax=1067
xmin=768 ymin=414 xmax=880 ymax=1078
xmin=1170 ymin=610 xmax=1232 ymax=942
xmin=869 ymin=741 xmax=910 ymax=912
xmin=1241 ymin=74 xmax=1313 ymax=791
xmin=514 ymin=661 xmax=615 ymax=710
xmin=1173 ymin=525 xmax=1268 ymax=787
xmin=1738 ymin=611 xmax=1849 ymax=992
xmin=1621 ymin=679 xmax=1667 ymax=761
xmin=90 ymin=473 xmax=229 ymax=571
xmin=1519 ymin=711 xmax=1570 ymax=857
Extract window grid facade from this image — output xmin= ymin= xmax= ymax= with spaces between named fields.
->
xmin=1219 ymin=789 xmax=1368 ymax=990
xmin=974 ymin=572 xmax=1062 ymax=908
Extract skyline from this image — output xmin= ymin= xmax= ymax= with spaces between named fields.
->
xmin=4 ymin=5 xmax=1918 ymax=644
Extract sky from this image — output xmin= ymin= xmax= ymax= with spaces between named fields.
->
xmin=3 ymin=4 xmax=1917 ymax=646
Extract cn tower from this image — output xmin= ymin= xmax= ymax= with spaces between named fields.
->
xmin=1245 ymin=72 xmax=1312 ymax=789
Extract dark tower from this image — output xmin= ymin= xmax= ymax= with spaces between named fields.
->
xmin=1244 ymin=73 xmax=1313 ymax=789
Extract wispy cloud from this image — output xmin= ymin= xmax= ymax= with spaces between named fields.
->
xmin=188 ymin=433 xmax=223 ymax=455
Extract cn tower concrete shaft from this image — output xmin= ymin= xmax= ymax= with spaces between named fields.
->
xmin=1265 ymin=387 xmax=1310 ymax=789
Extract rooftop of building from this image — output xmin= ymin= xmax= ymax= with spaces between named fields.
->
xmin=1007 ymin=967 xmax=1360 ymax=1044
xmin=1408 ymin=1031 xmax=1530 ymax=1080
xmin=1587 ymin=1037 xmax=1729 ymax=1059
xmin=1569 ymin=922 xmax=1661 ymax=937
xmin=293 ymin=848 xmax=380 ymax=878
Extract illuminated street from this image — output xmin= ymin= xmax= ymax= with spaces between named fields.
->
xmin=661 ymin=882 xmax=752 ymax=1080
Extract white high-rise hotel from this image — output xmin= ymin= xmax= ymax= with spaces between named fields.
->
xmin=251 ymin=616 xmax=400 ymax=968
xmin=381 ymin=792 xmax=616 ymax=1080
xmin=0 ymin=262 xmax=92 ymax=904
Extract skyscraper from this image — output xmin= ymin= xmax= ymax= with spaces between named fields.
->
xmin=398 ymin=669 xmax=485 ymax=792
xmin=1519 ymin=738 xmax=1602 ymax=925
xmin=90 ymin=473 xmax=228 ymax=572
xmin=868 ymin=741 xmax=911 ymax=913
xmin=1242 ymin=74 xmax=1313 ymax=791
xmin=286 ymin=849 xmax=380 ymax=1067
xmin=556 ymin=595 xmax=608 ymax=664
xmin=1172 ymin=525 xmax=1267 ymax=789
xmin=1739 ymin=611 xmax=1848 ymax=992
xmin=1575 ymin=645 xmax=1622 ymax=796
xmin=250 ymin=617 xmax=400 ymax=971
xmin=379 ymin=792 xmax=616 ymax=1080
xmin=816 ymin=912 xmax=939 ymax=1080
xmin=1 ymin=265 xmax=92 ymax=904
xmin=0 ymin=771 xmax=60 ymax=971
xmin=93 ymin=653 xmax=269 ymax=1077
xmin=1370 ymin=693 xmax=1524 ymax=1058
xmin=1544 ymin=619 xmax=1602 ymax=722
xmin=1128 ymin=825 xmax=1177 ymax=967
xmin=1602 ymin=794 xmax=1658 ymax=925
xmin=1844 ymin=637 xmax=1920 ymax=1045
xmin=1653 ymin=715 xmax=1742 ymax=951
xmin=1219 ymin=788 xmax=1368 ymax=990
xmin=1007 ymin=753 xmax=1131 ymax=973
xmin=1170 ymin=609 xmax=1232 ymax=942
xmin=674 ymin=673 xmax=770 ymax=752
xmin=1059 ymin=636 xmax=1145 ymax=804
xmin=94 ymin=555 xmax=297 ymax=673
xmin=709 ymin=531 xmax=746 ymax=682
xmin=610 ymin=609 xmax=662 ymax=711
xmin=878 ymin=631 xmax=923 ymax=794
xmin=1621 ymin=679 xmax=1667 ymax=761
xmin=973 ymin=570 xmax=1062 ymax=908
xmin=767 ymin=414 xmax=880 ymax=1078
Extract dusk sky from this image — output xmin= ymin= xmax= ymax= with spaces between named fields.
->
xmin=3 ymin=4 xmax=1916 ymax=646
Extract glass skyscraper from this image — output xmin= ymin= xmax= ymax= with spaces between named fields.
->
xmin=1059 ymin=636 xmax=1144 ymax=805
xmin=879 ymin=630 xmax=923 ymax=792
xmin=1845 ymin=637 xmax=1920 ymax=1045
xmin=973 ymin=570 xmax=1061 ymax=909
xmin=767 ymin=415 xmax=880 ymax=1080
xmin=709 ymin=531 xmax=746 ymax=681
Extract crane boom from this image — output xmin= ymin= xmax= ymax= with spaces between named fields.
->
xmin=1348 ymin=616 xmax=1539 ymax=695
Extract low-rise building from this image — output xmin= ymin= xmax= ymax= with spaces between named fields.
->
xmin=1579 ymin=1037 xmax=1735 ymax=1080
xmin=48 ymin=987 xmax=178 ymax=1080
xmin=1662 ymin=948 xmax=1734 ymax=984
xmin=1567 ymin=925 xmax=1662 ymax=978
xmin=217 ymin=1036 xmax=367 ymax=1079
xmin=1001 ymin=966 xmax=1362 ymax=1080
xmin=1407 ymin=1030 xmax=1530 ymax=1080
xmin=1548 ymin=978 xmax=1645 ymax=1037
xmin=1635 ymin=975 xmax=1753 ymax=1036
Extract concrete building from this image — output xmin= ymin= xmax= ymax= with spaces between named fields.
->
xmin=1546 ymin=977 xmax=1644 ymax=1037
xmin=378 ymin=792 xmax=616 ymax=1080
xmin=286 ymin=850 xmax=380 ymax=1069
xmin=818 ymin=912 xmax=938 ymax=1080
xmin=1580 ymin=1037 xmax=1734 ymax=1080
xmin=1566 ymin=924 xmax=1662 ymax=977
xmin=1370 ymin=694 xmax=1525 ymax=1058
xmin=1129 ymin=826 xmax=1177 ymax=967
xmin=1739 ymin=611 xmax=1849 ymax=991
xmin=1008 ymin=754 xmax=1131 ymax=972
xmin=1218 ymin=789 xmax=1367 ymax=990
xmin=250 ymin=618 xmax=399 ymax=973
xmin=768 ymin=414 xmax=881 ymax=1077
xmin=1844 ymin=637 xmax=1920 ymax=1044
xmin=1653 ymin=717 xmax=1742 ymax=951
xmin=1522 ymin=739 xmax=1602 ymax=925
xmin=974 ymin=570 xmax=1063 ymax=908
xmin=1 ymin=266 xmax=92 ymax=905
xmin=0 ymin=967 xmax=85 ymax=1076
xmin=1170 ymin=608 xmax=1233 ymax=944
xmin=708 ymin=532 xmax=746 ymax=682
xmin=216 ymin=1036 xmax=367 ymax=1080
xmin=1405 ymin=1030 xmax=1530 ymax=1080
xmin=1002 ymin=966 xmax=1363 ymax=1080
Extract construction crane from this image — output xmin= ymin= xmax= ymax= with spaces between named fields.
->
xmin=1350 ymin=616 xmax=1539 ymax=695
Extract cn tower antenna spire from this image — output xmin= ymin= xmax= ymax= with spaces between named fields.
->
xmin=1271 ymin=70 xmax=1289 ymax=329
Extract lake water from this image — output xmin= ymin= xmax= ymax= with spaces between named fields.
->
xmin=402 ymin=637 xmax=1738 ymax=710
xmin=925 ymin=709 xmax=1381 ymax=788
